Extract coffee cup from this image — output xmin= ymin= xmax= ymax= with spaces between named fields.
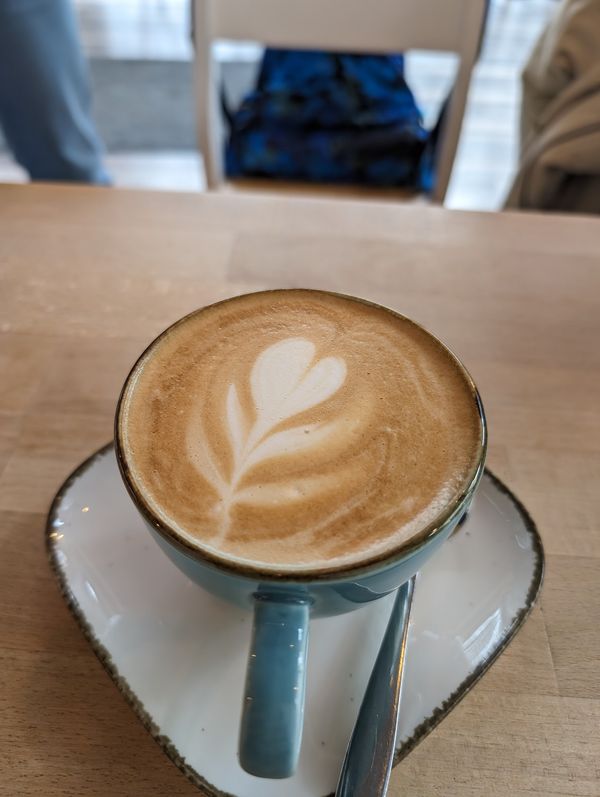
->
xmin=115 ymin=289 xmax=486 ymax=778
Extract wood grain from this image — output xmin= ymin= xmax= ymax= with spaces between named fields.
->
xmin=0 ymin=183 xmax=598 ymax=796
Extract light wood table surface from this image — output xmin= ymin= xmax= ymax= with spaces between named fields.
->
xmin=1 ymin=183 xmax=599 ymax=796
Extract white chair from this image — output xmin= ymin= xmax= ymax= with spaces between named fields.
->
xmin=192 ymin=0 xmax=487 ymax=203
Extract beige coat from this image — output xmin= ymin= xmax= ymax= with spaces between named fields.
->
xmin=506 ymin=0 xmax=600 ymax=213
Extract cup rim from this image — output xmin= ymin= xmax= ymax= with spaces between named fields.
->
xmin=114 ymin=288 xmax=487 ymax=583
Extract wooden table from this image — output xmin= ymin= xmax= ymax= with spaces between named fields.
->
xmin=1 ymin=183 xmax=598 ymax=796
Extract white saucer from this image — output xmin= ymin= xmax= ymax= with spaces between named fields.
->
xmin=47 ymin=445 xmax=543 ymax=797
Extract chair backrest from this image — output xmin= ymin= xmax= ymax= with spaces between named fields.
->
xmin=193 ymin=0 xmax=487 ymax=202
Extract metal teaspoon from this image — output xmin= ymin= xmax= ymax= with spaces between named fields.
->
xmin=335 ymin=576 xmax=416 ymax=797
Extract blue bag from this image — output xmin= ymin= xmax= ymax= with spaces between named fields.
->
xmin=225 ymin=49 xmax=437 ymax=191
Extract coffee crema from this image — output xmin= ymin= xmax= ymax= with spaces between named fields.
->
xmin=118 ymin=290 xmax=484 ymax=572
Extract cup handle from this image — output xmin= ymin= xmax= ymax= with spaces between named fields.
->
xmin=239 ymin=592 xmax=311 ymax=778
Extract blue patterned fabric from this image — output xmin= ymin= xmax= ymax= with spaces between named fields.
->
xmin=225 ymin=49 xmax=435 ymax=191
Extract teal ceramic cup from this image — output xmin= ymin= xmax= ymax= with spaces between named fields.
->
xmin=114 ymin=299 xmax=487 ymax=780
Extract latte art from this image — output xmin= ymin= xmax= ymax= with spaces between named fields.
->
xmin=118 ymin=291 xmax=484 ymax=572
xmin=191 ymin=337 xmax=347 ymax=539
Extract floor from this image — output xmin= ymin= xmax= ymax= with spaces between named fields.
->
xmin=0 ymin=0 xmax=556 ymax=210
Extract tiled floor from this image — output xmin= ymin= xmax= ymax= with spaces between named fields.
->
xmin=0 ymin=0 xmax=556 ymax=210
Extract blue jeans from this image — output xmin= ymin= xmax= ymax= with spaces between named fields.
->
xmin=0 ymin=0 xmax=110 ymax=183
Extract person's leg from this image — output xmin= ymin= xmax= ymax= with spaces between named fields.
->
xmin=0 ymin=0 xmax=110 ymax=183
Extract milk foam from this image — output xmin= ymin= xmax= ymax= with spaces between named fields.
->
xmin=119 ymin=291 xmax=483 ymax=572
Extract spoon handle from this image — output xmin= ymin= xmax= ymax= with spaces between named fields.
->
xmin=335 ymin=576 xmax=416 ymax=797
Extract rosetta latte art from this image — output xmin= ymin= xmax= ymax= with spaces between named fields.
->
xmin=187 ymin=337 xmax=347 ymax=540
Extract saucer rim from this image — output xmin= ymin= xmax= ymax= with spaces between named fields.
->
xmin=45 ymin=443 xmax=544 ymax=797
